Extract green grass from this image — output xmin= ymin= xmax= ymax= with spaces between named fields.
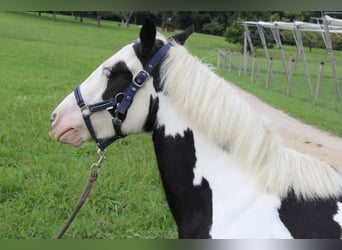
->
xmin=0 ymin=12 xmax=341 ymax=239
xmin=0 ymin=12 xmax=176 ymax=239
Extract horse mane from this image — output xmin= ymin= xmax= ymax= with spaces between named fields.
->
xmin=160 ymin=41 xmax=342 ymax=199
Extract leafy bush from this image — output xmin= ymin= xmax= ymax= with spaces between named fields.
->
xmin=202 ymin=17 xmax=225 ymax=35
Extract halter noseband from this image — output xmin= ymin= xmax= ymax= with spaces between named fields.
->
xmin=74 ymin=43 xmax=171 ymax=151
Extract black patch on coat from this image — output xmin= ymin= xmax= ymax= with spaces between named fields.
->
xmin=102 ymin=61 xmax=133 ymax=100
xmin=102 ymin=61 xmax=133 ymax=119
xmin=143 ymin=95 xmax=159 ymax=132
xmin=278 ymin=189 xmax=341 ymax=238
xmin=133 ymin=40 xmax=165 ymax=92
xmin=152 ymin=126 xmax=213 ymax=238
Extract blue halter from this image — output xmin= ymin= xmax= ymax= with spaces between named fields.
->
xmin=74 ymin=43 xmax=171 ymax=151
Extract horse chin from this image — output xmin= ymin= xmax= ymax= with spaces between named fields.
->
xmin=54 ymin=128 xmax=85 ymax=148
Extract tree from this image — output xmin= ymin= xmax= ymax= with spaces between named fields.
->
xmin=72 ymin=12 xmax=84 ymax=23
xmin=52 ymin=11 xmax=57 ymax=21
xmin=120 ymin=11 xmax=134 ymax=27
xmin=281 ymin=11 xmax=317 ymax=22
xmin=224 ymin=12 xmax=278 ymax=49
xmin=224 ymin=17 xmax=244 ymax=45
xmin=202 ymin=16 xmax=225 ymax=35
xmin=96 ymin=12 xmax=101 ymax=28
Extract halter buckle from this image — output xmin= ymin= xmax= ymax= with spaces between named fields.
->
xmin=133 ymin=70 xmax=149 ymax=87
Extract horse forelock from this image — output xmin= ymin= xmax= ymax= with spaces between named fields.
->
xmin=159 ymin=43 xmax=342 ymax=200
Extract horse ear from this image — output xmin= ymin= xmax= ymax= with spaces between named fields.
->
xmin=140 ymin=18 xmax=156 ymax=54
xmin=170 ymin=25 xmax=195 ymax=45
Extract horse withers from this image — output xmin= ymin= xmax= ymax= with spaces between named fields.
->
xmin=50 ymin=19 xmax=342 ymax=239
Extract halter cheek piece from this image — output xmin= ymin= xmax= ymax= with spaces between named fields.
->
xmin=74 ymin=43 xmax=171 ymax=151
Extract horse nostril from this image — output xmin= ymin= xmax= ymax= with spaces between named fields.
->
xmin=50 ymin=112 xmax=57 ymax=125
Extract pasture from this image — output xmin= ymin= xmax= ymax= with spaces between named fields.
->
xmin=0 ymin=11 xmax=341 ymax=239
xmin=0 ymin=11 xmax=178 ymax=239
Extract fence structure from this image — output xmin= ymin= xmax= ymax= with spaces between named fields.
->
xmin=238 ymin=15 xmax=342 ymax=101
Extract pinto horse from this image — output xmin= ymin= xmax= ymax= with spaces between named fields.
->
xmin=50 ymin=19 xmax=342 ymax=239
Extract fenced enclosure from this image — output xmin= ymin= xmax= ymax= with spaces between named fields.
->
xmin=240 ymin=16 xmax=342 ymax=101
xmin=216 ymin=40 xmax=342 ymax=138
xmin=217 ymin=46 xmax=342 ymax=104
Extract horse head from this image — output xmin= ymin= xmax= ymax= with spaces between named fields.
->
xmin=49 ymin=19 xmax=194 ymax=149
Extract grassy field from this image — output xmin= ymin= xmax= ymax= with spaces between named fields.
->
xmin=0 ymin=12 xmax=341 ymax=239
xmin=0 ymin=12 xmax=177 ymax=239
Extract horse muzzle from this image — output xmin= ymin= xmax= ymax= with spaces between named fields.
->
xmin=49 ymin=94 xmax=87 ymax=147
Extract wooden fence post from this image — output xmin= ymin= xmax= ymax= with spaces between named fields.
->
xmin=293 ymin=24 xmax=313 ymax=92
xmin=243 ymin=26 xmax=248 ymax=75
xmin=223 ymin=49 xmax=227 ymax=69
xmin=266 ymin=57 xmax=273 ymax=88
xmin=250 ymin=56 xmax=257 ymax=82
xmin=238 ymin=53 xmax=243 ymax=77
xmin=271 ymin=24 xmax=289 ymax=84
xmin=244 ymin=23 xmax=259 ymax=75
xmin=315 ymin=62 xmax=325 ymax=102
xmin=323 ymin=17 xmax=340 ymax=101
xmin=287 ymin=58 xmax=295 ymax=96
xmin=228 ymin=51 xmax=233 ymax=72
xmin=217 ymin=49 xmax=221 ymax=68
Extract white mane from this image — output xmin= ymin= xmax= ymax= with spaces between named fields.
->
xmin=160 ymin=42 xmax=342 ymax=199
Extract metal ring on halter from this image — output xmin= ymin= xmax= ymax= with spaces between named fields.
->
xmin=80 ymin=105 xmax=91 ymax=116
xmin=115 ymin=92 xmax=124 ymax=104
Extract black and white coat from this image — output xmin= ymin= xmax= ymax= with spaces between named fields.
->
xmin=50 ymin=19 xmax=342 ymax=239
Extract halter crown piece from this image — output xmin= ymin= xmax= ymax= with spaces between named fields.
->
xmin=74 ymin=43 xmax=171 ymax=151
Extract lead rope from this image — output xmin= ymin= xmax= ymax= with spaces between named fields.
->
xmin=57 ymin=149 xmax=106 ymax=239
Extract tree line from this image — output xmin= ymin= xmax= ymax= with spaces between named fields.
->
xmin=42 ymin=11 xmax=342 ymax=50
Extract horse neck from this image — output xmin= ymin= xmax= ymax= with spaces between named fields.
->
xmin=152 ymin=94 xmax=264 ymax=198
xmin=158 ymin=45 xmax=342 ymax=200
xmin=151 ymin=97 xmax=268 ymax=237
xmin=161 ymin=44 xmax=278 ymax=173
